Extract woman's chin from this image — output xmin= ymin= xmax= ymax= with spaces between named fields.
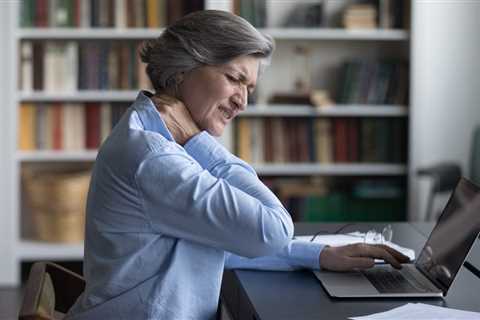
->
xmin=207 ymin=125 xmax=225 ymax=137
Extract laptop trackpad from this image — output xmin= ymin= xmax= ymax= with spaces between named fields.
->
xmin=314 ymin=270 xmax=377 ymax=297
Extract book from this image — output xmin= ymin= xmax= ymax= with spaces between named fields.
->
xmin=85 ymin=103 xmax=101 ymax=149
xmin=35 ymin=104 xmax=48 ymax=150
xmin=100 ymin=103 xmax=112 ymax=143
xmin=333 ymin=118 xmax=349 ymax=162
xmin=52 ymin=103 xmax=63 ymax=150
xmin=315 ymin=118 xmax=333 ymax=163
xmin=20 ymin=42 xmax=33 ymax=92
xmin=32 ymin=42 xmax=44 ymax=90
xmin=62 ymin=104 xmax=77 ymax=150
xmin=18 ymin=103 xmax=36 ymax=150
xmin=236 ymin=118 xmax=252 ymax=162
xmin=250 ymin=118 xmax=264 ymax=164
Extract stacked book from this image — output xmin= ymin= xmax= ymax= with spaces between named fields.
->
xmin=343 ymin=4 xmax=377 ymax=29
xmin=18 ymin=102 xmax=130 ymax=151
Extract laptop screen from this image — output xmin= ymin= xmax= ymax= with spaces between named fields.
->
xmin=416 ymin=178 xmax=480 ymax=292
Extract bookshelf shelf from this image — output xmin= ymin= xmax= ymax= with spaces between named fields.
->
xmin=260 ymin=28 xmax=409 ymax=41
xmin=17 ymin=28 xmax=165 ymax=40
xmin=253 ymin=163 xmax=407 ymax=176
xmin=17 ymin=151 xmax=98 ymax=162
xmin=17 ymin=27 xmax=409 ymax=41
xmin=242 ymin=105 xmax=409 ymax=117
xmin=19 ymin=90 xmax=138 ymax=102
xmin=18 ymin=240 xmax=84 ymax=260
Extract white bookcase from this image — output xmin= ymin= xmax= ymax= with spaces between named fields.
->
xmin=2 ymin=0 xmax=412 ymax=286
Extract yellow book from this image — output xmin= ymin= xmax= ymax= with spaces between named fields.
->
xmin=18 ymin=103 xmax=36 ymax=150
xmin=236 ymin=118 xmax=252 ymax=163
xmin=147 ymin=0 xmax=159 ymax=28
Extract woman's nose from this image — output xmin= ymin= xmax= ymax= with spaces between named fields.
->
xmin=232 ymin=91 xmax=247 ymax=111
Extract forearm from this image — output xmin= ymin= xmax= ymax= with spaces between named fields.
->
xmin=225 ymin=240 xmax=325 ymax=271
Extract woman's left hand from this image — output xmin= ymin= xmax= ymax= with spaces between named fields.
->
xmin=152 ymin=94 xmax=200 ymax=145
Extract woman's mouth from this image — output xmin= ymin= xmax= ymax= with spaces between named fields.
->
xmin=219 ymin=106 xmax=233 ymax=120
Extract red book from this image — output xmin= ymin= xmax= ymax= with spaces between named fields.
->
xmin=52 ymin=103 xmax=63 ymax=150
xmin=334 ymin=119 xmax=349 ymax=162
xmin=74 ymin=0 xmax=81 ymax=27
xmin=85 ymin=103 xmax=101 ymax=149
xmin=35 ymin=0 xmax=49 ymax=27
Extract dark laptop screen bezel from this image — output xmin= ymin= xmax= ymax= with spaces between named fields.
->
xmin=415 ymin=177 xmax=480 ymax=294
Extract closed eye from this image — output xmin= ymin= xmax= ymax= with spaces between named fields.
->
xmin=226 ymin=74 xmax=239 ymax=83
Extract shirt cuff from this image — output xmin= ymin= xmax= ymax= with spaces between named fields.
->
xmin=288 ymin=240 xmax=325 ymax=270
xmin=184 ymin=131 xmax=229 ymax=170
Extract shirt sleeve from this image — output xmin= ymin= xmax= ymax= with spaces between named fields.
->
xmin=135 ymin=132 xmax=294 ymax=259
xmin=224 ymin=240 xmax=325 ymax=271
xmin=184 ymin=132 xmax=270 ymax=199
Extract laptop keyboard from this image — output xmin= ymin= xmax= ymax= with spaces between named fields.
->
xmin=362 ymin=268 xmax=430 ymax=294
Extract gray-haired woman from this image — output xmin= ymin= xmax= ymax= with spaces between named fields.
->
xmin=66 ymin=10 xmax=408 ymax=320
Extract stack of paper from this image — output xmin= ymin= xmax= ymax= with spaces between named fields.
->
xmin=350 ymin=303 xmax=480 ymax=319
xmin=295 ymin=232 xmax=416 ymax=262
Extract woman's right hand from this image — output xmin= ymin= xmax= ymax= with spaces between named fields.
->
xmin=319 ymin=244 xmax=410 ymax=272
xmin=152 ymin=94 xmax=200 ymax=145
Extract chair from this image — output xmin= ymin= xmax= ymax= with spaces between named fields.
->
xmin=418 ymin=125 xmax=480 ymax=221
xmin=417 ymin=163 xmax=462 ymax=221
xmin=19 ymin=262 xmax=85 ymax=320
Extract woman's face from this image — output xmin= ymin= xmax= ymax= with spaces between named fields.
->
xmin=178 ymin=55 xmax=259 ymax=136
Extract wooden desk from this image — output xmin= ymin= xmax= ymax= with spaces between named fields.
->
xmin=221 ymin=223 xmax=480 ymax=320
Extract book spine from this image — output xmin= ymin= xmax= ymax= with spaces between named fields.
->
xmin=85 ymin=103 xmax=101 ymax=149
xmin=115 ymin=0 xmax=127 ymax=28
xmin=100 ymin=103 xmax=112 ymax=143
xmin=52 ymin=103 xmax=63 ymax=150
xmin=20 ymin=41 xmax=33 ymax=92
xmin=18 ymin=103 xmax=36 ymax=150
xmin=236 ymin=118 xmax=252 ymax=162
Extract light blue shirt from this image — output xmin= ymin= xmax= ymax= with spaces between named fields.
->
xmin=66 ymin=91 xmax=325 ymax=320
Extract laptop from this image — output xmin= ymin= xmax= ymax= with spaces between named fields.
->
xmin=313 ymin=177 xmax=480 ymax=298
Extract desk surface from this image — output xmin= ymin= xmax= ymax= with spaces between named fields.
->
xmin=221 ymin=222 xmax=480 ymax=320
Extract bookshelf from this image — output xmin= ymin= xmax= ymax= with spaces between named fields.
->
xmin=3 ymin=0 xmax=413 ymax=286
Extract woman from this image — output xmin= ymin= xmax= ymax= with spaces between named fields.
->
xmin=66 ymin=10 xmax=408 ymax=320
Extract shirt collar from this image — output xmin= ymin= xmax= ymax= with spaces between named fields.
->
xmin=132 ymin=90 xmax=175 ymax=142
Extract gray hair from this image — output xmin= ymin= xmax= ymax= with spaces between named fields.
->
xmin=140 ymin=10 xmax=275 ymax=92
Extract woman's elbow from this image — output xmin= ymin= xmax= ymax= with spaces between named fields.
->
xmin=254 ymin=212 xmax=294 ymax=256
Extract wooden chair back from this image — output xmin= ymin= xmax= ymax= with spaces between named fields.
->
xmin=19 ymin=262 xmax=85 ymax=320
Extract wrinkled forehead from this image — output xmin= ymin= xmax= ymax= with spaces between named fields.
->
xmin=223 ymin=55 xmax=260 ymax=85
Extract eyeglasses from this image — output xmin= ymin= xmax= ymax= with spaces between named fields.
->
xmin=309 ymin=223 xmax=394 ymax=244
xmin=364 ymin=224 xmax=393 ymax=245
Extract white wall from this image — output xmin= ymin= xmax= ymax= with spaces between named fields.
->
xmin=0 ymin=1 xmax=18 ymax=285
xmin=409 ymin=1 xmax=480 ymax=220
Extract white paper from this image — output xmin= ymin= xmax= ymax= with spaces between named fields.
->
xmin=349 ymin=303 xmax=480 ymax=320
xmin=295 ymin=232 xmax=416 ymax=262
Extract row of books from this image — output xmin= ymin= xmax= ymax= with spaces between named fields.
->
xmin=336 ymin=60 xmax=409 ymax=105
xmin=18 ymin=102 xmax=129 ymax=151
xmin=20 ymin=0 xmax=204 ymax=28
xmin=20 ymin=41 xmax=152 ymax=92
xmin=235 ymin=117 xmax=407 ymax=164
